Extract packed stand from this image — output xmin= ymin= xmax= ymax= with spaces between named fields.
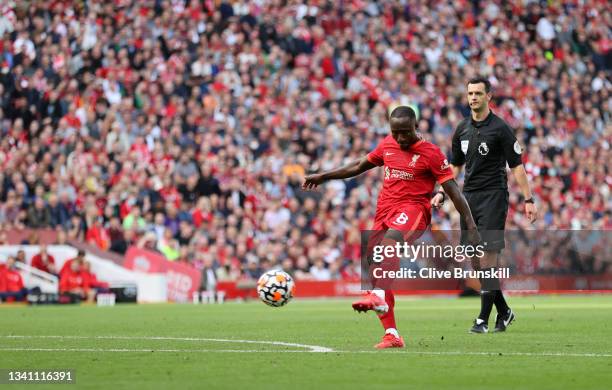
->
xmin=0 ymin=1 xmax=609 ymax=282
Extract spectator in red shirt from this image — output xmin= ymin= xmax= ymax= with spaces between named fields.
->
xmin=0 ymin=262 xmax=7 ymax=293
xmin=59 ymin=259 xmax=94 ymax=303
xmin=60 ymin=249 xmax=86 ymax=277
xmin=86 ymin=217 xmax=111 ymax=251
xmin=80 ymin=261 xmax=110 ymax=293
xmin=0 ymin=257 xmax=28 ymax=302
xmin=30 ymin=245 xmax=57 ymax=275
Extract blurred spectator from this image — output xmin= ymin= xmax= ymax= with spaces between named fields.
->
xmin=198 ymin=254 xmax=218 ymax=301
xmin=80 ymin=261 xmax=110 ymax=293
xmin=30 ymin=244 xmax=57 ymax=275
xmin=15 ymin=249 xmax=26 ymax=264
xmin=123 ymin=206 xmax=146 ymax=232
xmin=59 ymin=258 xmax=93 ymax=303
xmin=107 ymin=217 xmax=128 ymax=254
xmin=27 ymin=198 xmax=52 ymax=228
xmin=310 ymin=258 xmax=332 ymax=281
xmin=0 ymin=257 xmax=28 ymax=302
xmin=48 ymin=193 xmax=71 ymax=228
xmin=86 ymin=217 xmax=111 ymax=251
xmin=157 ymin=228 xmax=180 ymax=261
xmin=60 ymin=249 xmax=86 ymax=277
xmin=243 ymin=259 xmax=262 ymax=280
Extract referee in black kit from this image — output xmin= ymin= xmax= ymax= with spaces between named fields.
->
xmin=432 ymin=77 xmax=537 ymax=333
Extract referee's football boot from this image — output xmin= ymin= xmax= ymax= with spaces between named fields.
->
xmin=469 ymin=318 xmax=489 ymax=334
xmin=493 ymin=308 xmax=515 ymax=332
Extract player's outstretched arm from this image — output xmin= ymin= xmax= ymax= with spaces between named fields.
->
xmin=441 ymin=179 xmax=481 ymax=245
xmin=431 ymin=163 xmax=463 ymax=208
xmin=302 ymin=156 xmax=376 ymax=190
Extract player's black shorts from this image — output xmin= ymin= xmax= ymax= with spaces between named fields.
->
xmin=460 ymin=189 xmax=508 ymax=251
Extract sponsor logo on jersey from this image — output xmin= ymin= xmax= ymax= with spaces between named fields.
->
xmin=384 ymin=167 xmax=414 ymax=181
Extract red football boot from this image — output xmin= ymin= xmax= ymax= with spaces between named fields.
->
xmin=352 ymin=291 xmax=389 ymax=314
xmin=374 ymin=333 xmax=405 ymax=349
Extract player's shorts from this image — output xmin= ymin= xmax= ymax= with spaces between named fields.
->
xmin=365 ymin=203 xmax=430 ymax=287
xmin=372 ymin=202 xmax=429 ymax=241
xmin=460 ymin=189 xmax=508 ymax=251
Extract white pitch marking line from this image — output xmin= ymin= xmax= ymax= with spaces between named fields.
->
xmin=341 ymin=351 xmax=612 ymax=358
xmin=0 ymin=347 xmax=611 ymax=358
xmin=0 ymin=335 xmax=334 ymax=353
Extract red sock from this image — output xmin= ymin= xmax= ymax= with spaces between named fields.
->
xmin=369 ymin=237 xmax=400 ymax=290
xmin=377 ymin=290 xmax=396 ymax=330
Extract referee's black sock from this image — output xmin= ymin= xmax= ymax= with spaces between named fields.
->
xmin=478 ymin=290 xmax=495 ymax=323
xmin=495 ymin=290 xmax=509 ymax=314
xmin=478 ymin=269 xmax=501 ymax=323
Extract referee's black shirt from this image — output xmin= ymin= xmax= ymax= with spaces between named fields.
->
xmin=450 ymin=111 xmax=523 ymax=192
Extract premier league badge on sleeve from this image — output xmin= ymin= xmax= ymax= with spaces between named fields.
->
xmin=478 ymin=142 xmax=489 ymax=156
xmin=514 ymin=140 xmax=522 ymax=154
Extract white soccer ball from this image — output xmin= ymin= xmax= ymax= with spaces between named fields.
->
xmin=257 ymin=270 xmax=295 ymax=307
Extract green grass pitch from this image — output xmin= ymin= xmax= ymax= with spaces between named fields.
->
xmin=1 ymin=295 xmax=611 ymax=389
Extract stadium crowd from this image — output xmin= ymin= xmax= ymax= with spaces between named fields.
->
xmin=0 ymin=0 xmax=609 ymax=283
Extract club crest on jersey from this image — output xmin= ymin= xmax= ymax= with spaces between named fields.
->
xmin=441 ymin=159 xmax=450 ymax=170
xmin=461 ymin=140 xmax=469 ymax=154
xmin=478 ymin=142 xmax=489 ymax=156
xmin=408 ymin=154 xmax=420 ymax=167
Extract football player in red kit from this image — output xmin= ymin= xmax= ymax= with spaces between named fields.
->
xmin=303 ymin=106 xmax=480 ymax=348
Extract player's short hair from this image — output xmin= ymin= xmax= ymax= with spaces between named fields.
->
xmin=467 ymin=77 xmax=491 ymax=93
xmin=389 ymin=106 xmax=417 ymax=121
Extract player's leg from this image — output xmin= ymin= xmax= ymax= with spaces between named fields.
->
xmin=366 ymin=228 xmax=404 ymax=349
xmin=372 ymin=229 xmax=403 ymax=348
xmin=352 ymin=225 xmax=390 ymax=314
xmin=373 ymin=206 xmax=426 ymax=348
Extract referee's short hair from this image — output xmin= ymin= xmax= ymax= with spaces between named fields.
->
xmin=467 ymin=77 xmax=491 ymax=93
xmin=389 ymin=106 xmax=417 ymax=121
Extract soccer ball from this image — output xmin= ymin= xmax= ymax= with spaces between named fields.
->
xmin=257 ymin=270 xmax=295 ymax=307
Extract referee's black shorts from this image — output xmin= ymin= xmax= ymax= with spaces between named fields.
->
xmin=460 ymin=189 xmax=508 ymax=252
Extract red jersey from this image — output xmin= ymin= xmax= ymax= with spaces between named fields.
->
xmin=60 ymin=258 xmax=80 ymax=276
xmin=30 ymin=253 xmax=56 ymax=274
xmin=3 ymin=268 xmax=24 ymax=292
xmin=0 ymin=264 xmax=6 ymax=291
xmin=60 ymin=268 xmax=86 ymax=292
xmin=367 ymin=136 xmax=454 ymax=211
xmin=81 ymin=270 xmax=109 ymax=289
xmin=86 ymin=225 xmax=111 ymax=251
